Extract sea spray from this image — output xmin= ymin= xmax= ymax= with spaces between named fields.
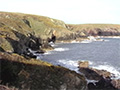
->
xmin=93 ymin=65 xmax=120 ymax=79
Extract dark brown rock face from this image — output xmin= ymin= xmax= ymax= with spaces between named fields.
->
xmin=78 ymin=61 xmax=120 ymax=90
xmin=78 ymin=61 xmax=111 ymax=80
xmin=0 ymin=52 xmax=87 ymax=90
xmin=111 ymin=79 xmax=120 ymax=89
xmin=0 ymin=85 xmax=10 ymax=90
xmin=88 ymin=77 xmax=117 ymax=90
xmin=79 ymin=68 xmax=103 ymax=80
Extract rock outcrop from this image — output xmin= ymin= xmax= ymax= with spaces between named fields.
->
xmin=1 ymin=12 xmax=120 ymax=55
xmin=78 ymin=61 xmax=120 ymax=90
xmin=111 ymin=79 xmax=120 ymax=89
xmin=67 ymin=24 xmax=120 ymax=36
xmin=0 ymin=12 xmax=81 ymax=55
xmin=0 ymin=12 xmax=88 ymax=90
xmin=78 ymin=61 xmax=89 ymax=68
xmin=1 ymin=11 xmax=120 ymax=90
xmin=0 ymin=52 xmax=87 ymax=90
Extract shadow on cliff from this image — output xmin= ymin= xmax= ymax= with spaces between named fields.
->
xmin=0 ymin=47 xmax=5 ymax=52
xmin=5 ymin=30 xmax=42 ymax=55
xmin=5 ymin=37 xmax=22 ymax=54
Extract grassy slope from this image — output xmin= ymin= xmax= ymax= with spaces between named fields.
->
xmin=0 ymin=12 xmax=120 ymax=89
xmin=0 ymin=12 xmax=72 ymax=39
xmin=0 ymin=12 xmax=87 ymax=89
xmin=68 ymin=24 xmax=120 ymax=36
xmin=0 ymin=12 xmax=73 ymax=53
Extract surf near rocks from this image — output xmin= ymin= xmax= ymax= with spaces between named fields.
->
xmin=78 ymin=61 xmax=120 ymax=90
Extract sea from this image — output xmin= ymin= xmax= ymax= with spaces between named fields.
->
xmin=37 ymin=37 xmax=120 ymax=79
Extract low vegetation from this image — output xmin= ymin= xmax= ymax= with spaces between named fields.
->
xmin=67 ymin=24 xmax=120 ymax=36
xmin=0 ymin=11 xmax=120 ymax=90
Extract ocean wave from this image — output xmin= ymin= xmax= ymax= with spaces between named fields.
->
xmin=57 ymin=59 xmax=94 ymax=73
xmin=93 ymin=65 xmax=120 ymax=79
xmin=57 ymin=59 xmax=120 ymax=79
xmin=58 ymin=59 xmax=79 ymax=72
xmin=80 ymin=40 xmax=92 ymax=43
xmin=54 ymin=48 xmax=69 ymax=52
xmin=71 ymin=40 xmax=80 ymax=43
xmin=100 ymin=36 xmax=120 ymax=39
xmin=49 ymin=42 xmax=57 ymax=47
xmin=44 ymin=51 xmax=51 ymax=55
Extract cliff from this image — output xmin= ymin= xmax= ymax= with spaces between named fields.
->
xmin=0 ymin=12 xmax=87 ymax=90
xmin=0 ymin=12 xmax=80 ymax=54
xmin=0 ymin=52 xmax=87 ymax=90
xmin=1 ymin=12 xmax=120 ymax=55
xmin=0 ymin=12 xmax=120 ymax=90
xmin=67 ymin=24 xmax=120 ymax=36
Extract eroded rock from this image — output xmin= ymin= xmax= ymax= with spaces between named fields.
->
xmin=111 ymin=79 xmax=120 ymax=89
xmin=78 ymin=61 xmax=120 ymax=90
xmin=78 ymin=61 xmax=111 ymax=80
xmin=0 ymin=52 xmax=87 ymax=90
xmin=78 ymin=61 xmax=89 ymax=68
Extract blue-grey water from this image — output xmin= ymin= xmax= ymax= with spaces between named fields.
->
xmin=39 ymin=38 xmax=120 ymax=78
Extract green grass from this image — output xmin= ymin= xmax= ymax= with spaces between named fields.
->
xmin=68 ymin=24 xmax=120 ymax=31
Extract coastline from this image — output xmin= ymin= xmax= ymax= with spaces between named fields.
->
xmin=41 ymin=36 xmax=120 ymax=89
xmin=0 ymin=12 xmax=120 ymax=90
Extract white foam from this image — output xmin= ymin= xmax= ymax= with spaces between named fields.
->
xmin=36 ymin=54 xmax=43 ymax=59
xmin=89 ymin=61 xmax=94 ymax=65
xmin=71 ymin=40 xmax=80 ymax=43
xmin=44 ymin=51 xmax=51 ymax=55
xmin=106 ymin=36 xmax=120 ymax=38
xmin=87 ymin=79 xmax=98 ymax=84
xmin=58 ymin=59 xmax=79 ymax=72
xmin=49 ymin=42 xmax=57 ymax=47
xmin=54 ymin=48 xmax=69 ymax=52
xmin=57 ymin=60 xmax=94 ymax=73
xmin=80 ymin=40 xmax=92 ymax=43
xmin=56 ymin=59 xmax=120 ymax=79
xmin=88 ymin=36 xmax=97 ymax=41
xmin=112 ymin=36 xmax=120 ymax=38
xmin=93 ymin=65 xmax=120 ymax=78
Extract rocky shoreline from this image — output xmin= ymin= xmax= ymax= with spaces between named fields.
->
xmin=0 ymin=12 xmax=88 ymax=90
xmin=0 ymin=12 xmax=120 ymax=90
xmin=78 ymin=61 xmax=120 ymax=90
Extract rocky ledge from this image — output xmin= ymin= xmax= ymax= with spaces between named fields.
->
xmin=78 ymin=61 xmax=120 ymax=90
xmin=0 ymin=12 xmax=88 ymax=90
xmin=0 ymin=52 xmax=87 ymax=90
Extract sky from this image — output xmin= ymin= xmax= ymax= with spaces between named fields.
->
xmin=0 ymin=0 xmax=120 ymax=24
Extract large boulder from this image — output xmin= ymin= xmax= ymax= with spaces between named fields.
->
xmin=78 ymin=61 xmax=111 ymax=80
xmin=78 ymin=61 xmax=89 ymax=68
